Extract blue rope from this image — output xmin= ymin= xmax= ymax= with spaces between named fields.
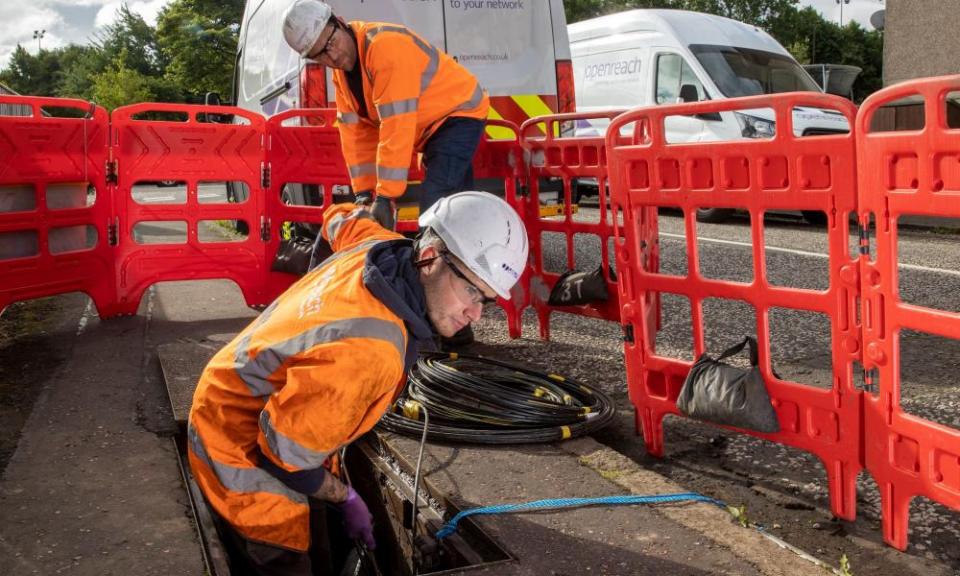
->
xmin=436 ymin=492 xmax=725 ymax=539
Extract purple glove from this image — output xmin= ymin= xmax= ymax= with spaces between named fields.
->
xmin=338 ymin=486 xmax=375 ymax=549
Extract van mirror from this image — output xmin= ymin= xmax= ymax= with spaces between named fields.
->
xmin=679 ymin=84 xmax=700 ymax=103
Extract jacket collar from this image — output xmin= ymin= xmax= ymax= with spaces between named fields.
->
xmin=362 ymin=239 xmax=436 ymax=367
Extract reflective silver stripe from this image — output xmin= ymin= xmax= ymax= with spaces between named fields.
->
xmin=312 ymin=238 xmax=382 ymax=275
xmin=235 ymin=317 xmax=405 ymax=406
xmin=325 ymin=207 xmax=374 ymax=242
xmin=349 ymin=163 xmax=376 ymax=178
xmin=377 ymin=165 xmax=409 ymax=181
xmin=455 ymin=84 xmax=485 ymax=112
xmin=260 ymin=410 xmax=332 ymax=470
xmin=188 ymin=423 xmax=307 ymax=503
xmin=377 ymin=98 xmax=418 ymax=119
xmin=365 ymin=25 xmax=439 ymax=94
xmin=420 ymin=47 xmax=439 ymax=93
xmin=233 ymin=300 xmax=283 ymax=397
xmin=338 ymin=112 xmax=360 ymax=124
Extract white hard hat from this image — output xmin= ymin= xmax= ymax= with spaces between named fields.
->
xmin=419 ymin=192 xmax=529 ymax=300
xmin=282 ymin=0 xmax=334 ymax=57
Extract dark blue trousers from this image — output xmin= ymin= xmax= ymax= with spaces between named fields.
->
xmin=419 ymin=116 xmax=486 ymax=214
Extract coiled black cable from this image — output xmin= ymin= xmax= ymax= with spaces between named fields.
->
xmin=377 ymin=352 xmax=615 ymax=444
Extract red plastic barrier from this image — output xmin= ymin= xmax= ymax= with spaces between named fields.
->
xmin=0 ymin=97 xmax=117 ymax=315
xmin=512 ymin=112 xmax=626 ymax=340
xmin=856 ymin=75 xmax=960 ymax=549
xmin=606 ymin=92 xmax=864 ymax=521
xmin=110 ymin=103 xmax=268 ymax=314
xmin=264 ymin=108 xmax=350 ymax=301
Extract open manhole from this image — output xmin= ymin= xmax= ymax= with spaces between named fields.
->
xmin=174 ymin=432 xmax=513 ymax=576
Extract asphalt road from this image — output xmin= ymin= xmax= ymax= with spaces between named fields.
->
xmin=474 ymin=202 xmax=960 ymax=572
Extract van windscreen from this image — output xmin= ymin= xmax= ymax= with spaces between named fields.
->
xmin=690 ymin=44 xmax=820 ymax=98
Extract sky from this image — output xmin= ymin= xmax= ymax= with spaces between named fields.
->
xmin=0 ymin=0 xmax=887 ymax=71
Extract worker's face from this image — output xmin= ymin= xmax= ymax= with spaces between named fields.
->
xmin=306 ymin=19 xmax=357 ymax=71
xmin=419 ymin=246 xmax=497 ymax=338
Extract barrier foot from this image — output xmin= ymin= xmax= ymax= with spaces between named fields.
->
xmin=881 ymin=484 xmax=911 ymax=551
xmin=638 ymin=408 xmax=665 ymax=458
xmin=825 ymin=459 xmax=860 ymax=521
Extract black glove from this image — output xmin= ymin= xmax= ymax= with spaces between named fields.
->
xmin=353 ymin=190 xmax=374 ymax=206
xmin=370 ymin=196 xmax=396 ymax=230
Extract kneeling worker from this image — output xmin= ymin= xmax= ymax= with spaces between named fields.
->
xmin=188 ymin=192 xmax=528 ymax=574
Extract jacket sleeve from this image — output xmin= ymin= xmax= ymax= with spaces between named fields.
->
xmin=321 ymin=203 xmax=400 ymax=253
xmin=367 ymin=33 xmax=428 ymax=199
xmin=256 ymin=337 xmax=405 ymax=488
xmin=333 ymin=73 xmax=379 ymax=194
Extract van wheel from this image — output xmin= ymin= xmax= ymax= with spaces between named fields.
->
xmin=802 ymin=211 xmax=828 ymax=226
xmin=696 ymin=208 xmax=735 ymax=223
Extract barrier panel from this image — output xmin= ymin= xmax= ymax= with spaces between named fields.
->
xmin=514 ymin=112 xmax=627 ymax=340
xmin=0 ymin=97 xmax=116 ymax=315
xmin=606 ymin=92 xmax=864 ymax=521
xmin=856 ymin=76 xmax=960 ymax=549
xmin=264 ymin=108 xmax=350 ymax=302
xmin=110 ymin=103 xmax=269 ymax=314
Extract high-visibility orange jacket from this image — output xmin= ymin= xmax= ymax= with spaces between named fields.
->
xmin=334 ymin=21 xmax=489 ymax=199
xmin=188 ymin=203 xmax=435 ymax=551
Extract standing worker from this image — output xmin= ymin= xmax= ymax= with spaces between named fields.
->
xmin=188 ymin=192 xmax=528 ymax=575
xmin=281 ymin=0 xmax=490 ymax=231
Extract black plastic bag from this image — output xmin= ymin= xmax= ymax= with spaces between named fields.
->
xmin=676 ymin=336 xmax=780 ymax=433
xmin=547 ymin=265 xmax=612 ymax=306
xmin=271 ymin=235 xmax=330 ymax=276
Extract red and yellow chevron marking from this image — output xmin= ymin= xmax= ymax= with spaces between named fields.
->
xmin=487 ymin=94 xmax=559 ymax=138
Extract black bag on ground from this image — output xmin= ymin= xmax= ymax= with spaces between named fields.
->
xmin=271 ymin=235 xmax=328 ymax=276
xmin=676 ymin=336 xmax=780 ymax=433
xmin=547 ymin=265 xmax=612 ymax=306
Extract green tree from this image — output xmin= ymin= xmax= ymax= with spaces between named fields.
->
xmin=90 ymin=50 xmax=155 ymax=111
xmin=156 ymin=0 xmax=243 ymax=101
xmin=0 ymin=45 xmax=62 ymax=97
xmin=92 ymin=3 xmax=166 ymax=77
xmin=56 ymin=45 xmax=108 ymax=99
xmin=677 ymin=0 xmax=798 ymax=27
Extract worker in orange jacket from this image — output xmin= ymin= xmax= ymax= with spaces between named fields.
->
xmin=188 ymin=192 xmax=528 ymax=575
xmin=282 ymin=0 xmax=490 ymax=231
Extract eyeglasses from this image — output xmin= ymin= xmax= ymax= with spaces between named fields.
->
xmin=308 ymin=23 xmax=338 ymax=61
xmin=439 ymin=251 xmax=497 ymax=306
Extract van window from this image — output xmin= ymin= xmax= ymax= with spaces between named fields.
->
xmin=239 ymin=0 xmax=301 ymax=111
xmin=656 ymin=53 xmax=706 ymax=105
xmin=690 ymin=44 xmax=819 ymax=98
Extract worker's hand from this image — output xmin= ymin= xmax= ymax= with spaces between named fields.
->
xmin=370 ymin=196 xmax=396 ymax=231
xmin=353 ymin=190 xmax=374 ymax=207
xmin=338 ymin=486 xmax=376 ymax=549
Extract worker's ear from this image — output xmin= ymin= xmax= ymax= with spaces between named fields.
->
xmin=415 ymin=245 xmax=443 ymax=277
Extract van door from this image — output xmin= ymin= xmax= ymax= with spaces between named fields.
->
xmin=654 ymin=51 xmax=710 ymax=143
xmin=444 ymin=2 xmax=559 ymax=134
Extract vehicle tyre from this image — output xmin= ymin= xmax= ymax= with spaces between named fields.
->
xmin=696 ymin=208 xmax=735 ymax=223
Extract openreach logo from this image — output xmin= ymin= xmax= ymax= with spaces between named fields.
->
xmin=583 ymin=57 xmax=642 ymax=81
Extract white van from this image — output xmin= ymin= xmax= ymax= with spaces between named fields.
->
xmin=569 ymin=9 xmax=850 ymax=222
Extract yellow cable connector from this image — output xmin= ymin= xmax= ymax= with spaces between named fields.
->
xmin=449 ymin=352 xmax=458 ymax=360
xmin=560 ymin=426 xmax=571 ymax=440
xmin=402 ymin=400 xmax=422 ymax=421
xmin=548 ymin=374 xmax=565 ymax=382
xmin=581 ymin=406 xmax=592 ymax=414
xmin=562 ymin=394 xmax=573 ymax=405
xmin=533 ymin=387 xmax=547 ymax=398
